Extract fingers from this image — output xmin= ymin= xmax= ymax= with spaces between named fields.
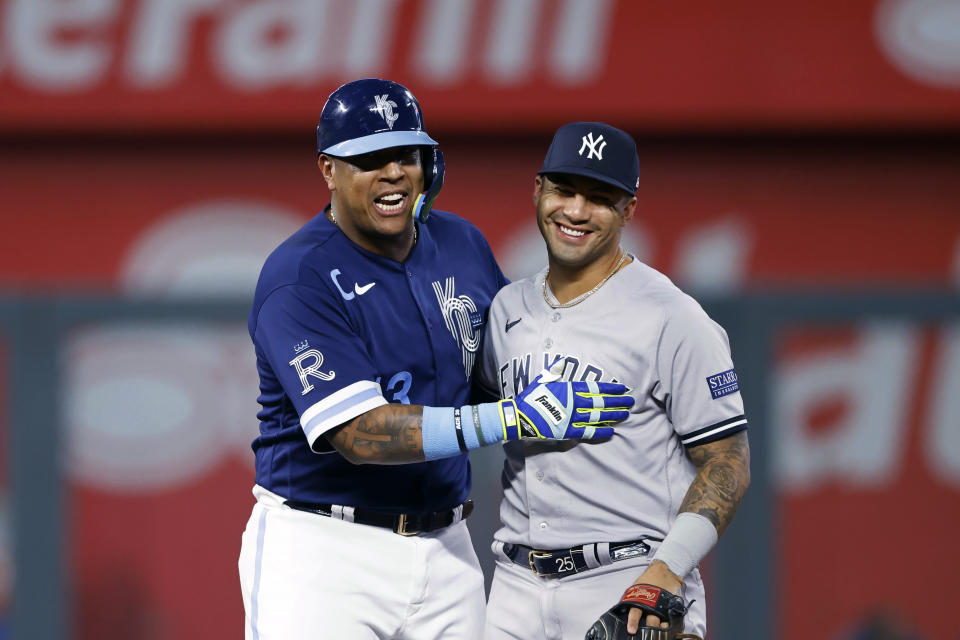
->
xmin=566 ymin=422 xmax=614 ymax=439
xmin=555 ymin=424 xmax=614 ymax=441
xmin=576 ymin=394 xmax=634 ymax=410
xmin=608 ymin=394 xmax=636 ymax=410
xmin=585 ymin=425 xmax=614 ymax=439
xmin=569 ymin=382 xmax=634 ymax=410
xmin=564 ymin=421 xmax=617 ymax=440
xmin=571 ymin=391 xmax=633 ymax=408
xmin=647 ymin=613 xmax=669 ymax=630
xmin=565 ymin=425 xmax=614 ymax=440
xmin=526 ymin=361 xmax=562 ymax=387
xmin=574 ymin=410 xmax=630 ymax=425
xmin=591 ymin=381 xmax=630 ymax=395
xmin=546 ymin=355 xmax=564 ymax=375
xmin=527 ymin=356 xmax=563 ymax=384
xmin=625 ymin=608 xmax=669 ymax=634
xmin=568 ymin=381 xmax=627 ymax=395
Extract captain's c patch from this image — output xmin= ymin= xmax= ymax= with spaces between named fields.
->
xmin=706 ymin=369 xmax=739 ymax=399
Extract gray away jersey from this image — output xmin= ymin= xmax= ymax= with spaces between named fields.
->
xmin=479 ymin=259 xmax=748 ymax=549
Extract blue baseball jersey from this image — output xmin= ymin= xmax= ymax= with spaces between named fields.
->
xmin=248 ymin=209 xmax=507 ymax=513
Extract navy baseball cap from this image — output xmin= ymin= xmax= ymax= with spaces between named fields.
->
xmin=538 ymin=122 xmax=639 ymax=195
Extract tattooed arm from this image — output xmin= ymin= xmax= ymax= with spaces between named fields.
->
xmin=627 ymin=431 xmax=751 ymax=632
xmin=324 ymin=373 xmax=635 ymax=465
xmin=679 ymin=430 xmax=751 ymax=536
xmin=324 ymin=405 xmax=425 ymax=465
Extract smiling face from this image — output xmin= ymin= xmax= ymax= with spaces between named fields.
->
xmin=319 ymin=146 xmax=425 ymax=259
xmin=535 ymin=173 xmax=637 ymax=273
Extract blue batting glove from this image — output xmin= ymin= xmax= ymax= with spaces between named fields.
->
xmin=497 ymin=358 xmax=634 ymax=441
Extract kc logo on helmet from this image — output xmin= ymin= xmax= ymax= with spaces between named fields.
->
xmin=372 ymin=94 xmax=399 ymax=129
xmin=578 ymin=132 xmax=606 ymax=160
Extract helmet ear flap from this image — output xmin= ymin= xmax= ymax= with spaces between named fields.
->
xmin=413 ymin=148 xmax=444 ymax=222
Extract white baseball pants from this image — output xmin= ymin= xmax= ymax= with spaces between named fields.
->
xmin=239 ymin=486 xmax=486 ymax=640
xmin=483 ymin=549 xmax=706 ymax=640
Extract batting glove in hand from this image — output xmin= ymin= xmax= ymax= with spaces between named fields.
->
xmin=498 ymin=358 xmax=634 ymax=441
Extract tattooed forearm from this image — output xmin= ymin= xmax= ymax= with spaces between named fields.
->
xmin=325 ymin=405 xmax=425 ymax=465
xmin=680 ymin=431 xmax=751 ymax=536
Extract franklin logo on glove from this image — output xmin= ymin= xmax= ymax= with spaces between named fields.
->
xmin=533 ymin=394 xmax=564 ymax=424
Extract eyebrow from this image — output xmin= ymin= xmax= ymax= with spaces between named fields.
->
xmin=547 ymin=175 xmax=619 ymax=199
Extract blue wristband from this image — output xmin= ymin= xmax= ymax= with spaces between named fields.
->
xmin=421 ymin=406 xmax=461 ymax=460
xmin=475 ymin=402 xmax=506 ymax=445
xmin=421 ymin=402 xmax=507 ymax=461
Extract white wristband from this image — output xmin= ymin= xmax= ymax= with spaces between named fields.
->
xmin=651 ymin=512 xmax=718 ymax=579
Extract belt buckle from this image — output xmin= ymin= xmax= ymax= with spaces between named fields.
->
xmin=395 ymin=513 xmax=421 ymax=536
xmin=528 ymin=550 xmax=553 ymax=576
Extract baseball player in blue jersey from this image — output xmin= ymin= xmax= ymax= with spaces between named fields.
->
xmin=479 ymin=123 xmax=752 ymax=640
xmin=237 ymin=81 xmax=635 ymax=640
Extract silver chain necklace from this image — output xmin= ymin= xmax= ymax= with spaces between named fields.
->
xmin=329 ymin=207 xmax=418 ymax=244
xmin=542 ymin=250 xmax=628 ymax=309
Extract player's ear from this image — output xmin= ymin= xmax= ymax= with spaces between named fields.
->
xmin=318 ymin=154 xmax=336 ymax=190
xmin=533 ymin=175 xmax=543 ymax=205
xmin=620 ymin=195 xmax=637 ymax=225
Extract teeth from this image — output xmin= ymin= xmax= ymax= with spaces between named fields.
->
xmin=560 ymin=225 xmax=585 ymax=237
xmin=376 ymin=193 xmax=404 ymax=212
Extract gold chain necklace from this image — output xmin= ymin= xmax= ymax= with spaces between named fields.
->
xmin=542 ymin=250 xmax=628 ymax=309
xmin=329 ymin=207 xmax=418 ymax=244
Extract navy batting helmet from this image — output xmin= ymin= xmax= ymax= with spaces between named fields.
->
xmin=317 ymin=78 xmax=443 ymax=220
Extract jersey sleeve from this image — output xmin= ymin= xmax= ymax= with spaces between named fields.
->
xmin=476 ymin=293 xmax=506 ymax=399
xmin=253 ymin=283 xmax=387 ymax=451
xmin=470 ymin=224 xmax=510 ymax=398
xmin=654 ymin=297 xmax=748 ymax=447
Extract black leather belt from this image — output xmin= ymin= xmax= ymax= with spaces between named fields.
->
xmin=283 ymin=498 xmax=473 ymax=536
xmin=503 ymin=537 xmax=662 ymax=578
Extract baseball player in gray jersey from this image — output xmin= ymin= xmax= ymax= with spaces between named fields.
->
xmin=479 ymin=122 xmax=751 ymax=640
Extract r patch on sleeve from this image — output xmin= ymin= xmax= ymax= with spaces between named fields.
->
xmin=706 ymin=369 xmax=739 ymax=399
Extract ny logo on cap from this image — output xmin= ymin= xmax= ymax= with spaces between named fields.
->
xmin=578 ymin=132 xmax=606 ymax=160
xmin=372 ymin=94 xmax=399 ymax=129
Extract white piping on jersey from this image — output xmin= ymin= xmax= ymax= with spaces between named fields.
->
xmin=300 ymin=380 xmax=388 ymax=449
xmin=249 ymin=508 xmax=268 ymax=640
xmin=679 ymin=417 xmax=747 ymax=446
